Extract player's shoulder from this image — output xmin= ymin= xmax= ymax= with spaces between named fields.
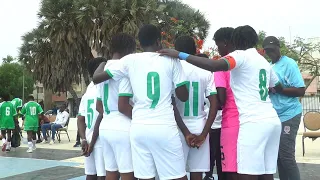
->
xmin=281 ymin=56 xmax=298 ymax=67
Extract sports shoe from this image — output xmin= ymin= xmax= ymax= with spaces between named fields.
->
xmin=73 ymin=142 xmax=81 ymax=147
xmin=2 ymin=143 xmax=7 ymax=152
xmin=49 ymin=140 xmax=55 ymax=145
xmin=42 ymin=140 xmax=49 ymax=144
xmin=32 ymin=146 xmax=37 ymax=151
xmin=5 ymin=146 xmax=11 ymax=152
xmin=36 ymin=139 xmax=42 ymax=143
xmin=27 ymin=148 xmax=33 ymax=153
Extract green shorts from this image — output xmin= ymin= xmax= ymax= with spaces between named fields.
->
xmin=24 ymin=126 xmax=39 ymax=132
xmin=0 ymin=118 xmax=15 ymax=130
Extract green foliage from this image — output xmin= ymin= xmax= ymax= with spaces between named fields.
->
xmin=19 ymin=0 xmax=210 ymax=94
xmin=0 ymin=63 xmax=34 ymax=99
xmin=2 ymin=55 xmax=15 ymax=64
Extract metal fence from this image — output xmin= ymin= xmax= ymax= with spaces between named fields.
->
xmin=301 ymin=95 xmax=320 ymax=114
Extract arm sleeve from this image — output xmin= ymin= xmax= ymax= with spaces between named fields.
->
xmin=214 ymin=71 xmax=228 ymax=88
xmin=78 ymin=95 xmax=86 ymax=117
xmin=205 ymin=73 xmax=217 ymax=97
xmin=221 ymin=51 xmax=244 ymax=70
xmin=21 ymin=105 xmax=26 ymax=115
xmin=37 ymin=104 xmax=44 ymax=114
xmin=105 ymin=59 xmax=128 ymax=81
xmin=118 ymin=77 xmax=133 ymax=97
xmin=12 ymin=105 xmax=17 ymax=116
xmin=269 ymin=68 xmax=280 ymax=88
xmin=172 ymin=60 xmax=188 ymax=88
xmin=287 ymin=61 xmax=305 ymax=88
xmin=62 ymin=112 xmax=70 ymax=124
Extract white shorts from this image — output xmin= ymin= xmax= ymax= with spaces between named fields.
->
xmin=237 ymin=118 xmax=281 ymax=175
xmin=130 ymin=123 xmax=186 ymax=179
xmin=179 ymin=132 xmax=210 ymax=172
xmin=100 ymin=129 xmax=133 ymax=173
xmin=85 ymin=147 xmax=106 ymax=176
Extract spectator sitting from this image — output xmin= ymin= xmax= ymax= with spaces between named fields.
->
xmin=41 ymin=104 xmax=69 ymax=144
xmin=36 ymin=115 xmax=50 ymax=143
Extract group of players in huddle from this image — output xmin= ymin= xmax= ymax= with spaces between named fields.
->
xmin=76 ymin=23 xmax=292 ymax=180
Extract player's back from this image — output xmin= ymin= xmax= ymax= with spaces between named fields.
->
xmin=11 ymin=98 xmax=22 ymax=109
xmin=124 ymin=52 xmax=185 ymax=125
xmin=97 ymin=60 xmax=132 ymax=131
xmin=175 ymin=61 xmax=215 ymax=133
xmin=22 ymin=101 xmax=42 ymax=121
xmin=228 ymin=48 xmax=278 ymax=122
xmin=79 ymin=82 xmax=99 ymax=139
xmin=0 ymin=102 xmax=15 ymax=121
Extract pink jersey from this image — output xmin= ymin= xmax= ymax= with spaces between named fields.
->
xmin=214 ymin=71 xmax=239 ymax=128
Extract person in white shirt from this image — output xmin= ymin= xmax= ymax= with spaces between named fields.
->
xmin=158 ymin=25 xmax=283 ymax=180
xmin=77 ymin=58 xmax=106 ymax=180
xmin=91 ymin=34 xmax=137 ymax=180
xmin=93 ymin=24 xmax=190 ymax=180
xmin=41 ymin=104 xmax=69 ymax=144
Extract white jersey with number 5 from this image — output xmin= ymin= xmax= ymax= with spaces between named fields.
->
xmin=175 ymin=61 xmax=217 ymax=134
xmin=223 ymin=48 xmax=280 ymax=123
xmin=96 ymin=60 xmax=133 ymax=131
xmin=105 ymin=52 xmax=188 ymax=125
xmin=78 ymin=82 xmax=101 ymax=147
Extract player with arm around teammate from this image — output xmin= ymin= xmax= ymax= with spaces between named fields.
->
xmin=159 ymin=25 xmax=283 ymax=180
xmin=93 ymin=24 xmax=190 ymax=180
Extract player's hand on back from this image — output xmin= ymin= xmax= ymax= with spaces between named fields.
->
xmin=81 ymin=140 xmax=89 ymax=156
xmin=157 ymin=49 xmax=180 ymax=58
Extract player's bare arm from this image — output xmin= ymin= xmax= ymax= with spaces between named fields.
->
xmin=172 ymin=97 xmax=195 ymax=147
xmin=175 ymin=85 xmax=189 ymax=102
xmin=216 ymin=87 xmax=226 ymax=109
xmin=281 ymin=87 xmax=305 ymax=97
xmin=89 ymin=100 xmax=104 ymax=156
xmin=195 ymin=94 xmax=218 ymax=148
xmin=92 ymin=62 xmax=108 ymax=84
xmin=118 ymin=96 xmax=133 ymax=119
xmin=77 ymin=115 xmax=88 ymax=156
xmin=158 ymin=49 xmax=229 ymax=72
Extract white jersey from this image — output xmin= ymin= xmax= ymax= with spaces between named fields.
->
xmin=96 ymin=60 xmax=133 ymax=131
xmin=78 ymin=82 xmax=101 ymax=147
xmin=223 ymin=48 xmax=280 ymax=123
xmin=105 ymin=52 xmax=187 ymax=125
xmin=175 ymin=61 xmax=217 ymax=133
xmin=204 ymin=98 xmax=222 ymax=129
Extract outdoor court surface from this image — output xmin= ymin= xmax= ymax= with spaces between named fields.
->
xmin=0 ymin=129 xmax=319 ymax=180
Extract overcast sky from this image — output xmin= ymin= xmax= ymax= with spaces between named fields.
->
xmin=0 ymin=0 xmax=319 ymax=59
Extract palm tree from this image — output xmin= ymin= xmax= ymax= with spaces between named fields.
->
xmin=19 ymin=0 xmax=210 ymax=110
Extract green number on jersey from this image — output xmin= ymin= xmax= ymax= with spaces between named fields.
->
xmin=259 ymin=69 xmax=268 ymax=101
xmin=147 ymin=72 xmax=160 ymax=109
xmin=103 ymin=84 xmax=110 ymax=114
xmin=5 ymin=107 xmax=10 ymax=116
xmin=184 ymin=81 xmax=199 ymax=116
xmin=30 ymin=107 xmax=36 ymax=115
xmin=87 ymin=99 xmax=94 ymax=129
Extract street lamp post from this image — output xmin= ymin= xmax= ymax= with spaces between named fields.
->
xmin=22 ymin=70 xmax=25 ymax=103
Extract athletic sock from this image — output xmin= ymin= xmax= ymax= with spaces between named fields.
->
xmin=28 ymin=142 xmax=33 ymax=149
xmin=32 ymin=140 xmax=36 ymax=146
xmin=2 ymin=138 xmax=6 ymax=144
xmin=7 ymin=142 xmax=11 ymax=148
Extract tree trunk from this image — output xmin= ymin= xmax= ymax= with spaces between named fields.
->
xmin=68 ymin=86 xmax=80 ymax=117
xmin=43 ymin=89 xmax=53 ymax=111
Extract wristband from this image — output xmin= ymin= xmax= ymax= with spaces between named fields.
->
xmin=178 ymin=52 xmax=190 ymax=60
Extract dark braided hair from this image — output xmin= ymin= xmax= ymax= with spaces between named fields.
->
xmin=110 ymin=33 xmax=136 ymax=56
xmin=174 ymin=35 xmax=197 ymax=55
xmin=231 ymin=25 xmax=258 ymax=50
xmin=138 ymin=24 xmax=161 ymax=47
xmin=87 ymin=57 xmax=106 ymax=78
xmin=213 ymin=27 xmax=234 ymax=43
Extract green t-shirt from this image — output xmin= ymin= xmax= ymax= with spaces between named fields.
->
xmin=11 ymin=98 xmax=23 ymax=109
xmin=21 ymin=101 xmax=44 ymax=122
xmin=0 ymin=101 xmax=17 ymax=122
